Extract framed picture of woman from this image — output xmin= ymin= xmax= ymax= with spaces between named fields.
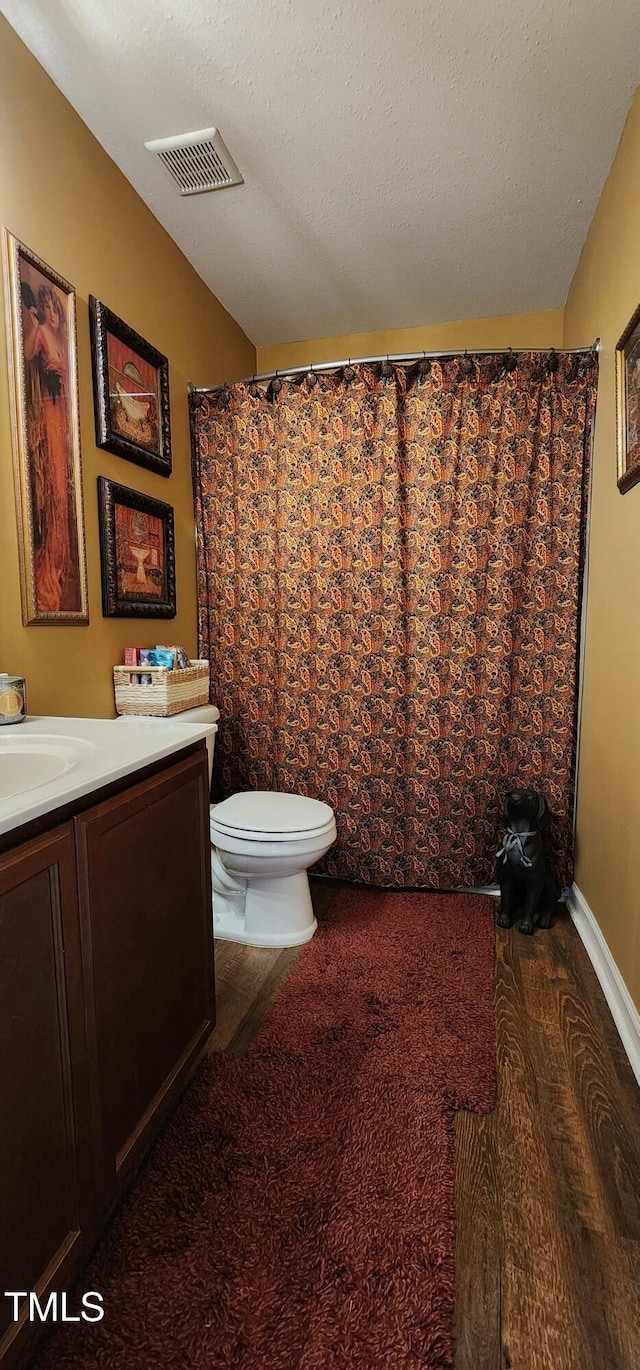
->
xmin=98 ymin=477 xmax=176 ymax=617
xmin=3 ymin=231 xmax=89 ymax=624
xmin=616 ymin=302 xmax=640 ymax=493
xmin=89 ymin=296 xmax=171 ymax=476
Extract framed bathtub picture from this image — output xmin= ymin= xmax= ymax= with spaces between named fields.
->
xmin=616 ymin=302 xmax=640 ymax=493
xmin=98 ymin=477 xmax=176 ymax=617
xmin=89 ymin=296 xmax=172 ymax=476
xmin=2 ymin=230 xmax=89 ymax=624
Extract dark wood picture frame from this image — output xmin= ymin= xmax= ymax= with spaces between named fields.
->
xmin=616 ymin=301 xmax=640 ymax=494
xmin=89 ymin=297 xmax=172 ymax=477
xmin=98 ymin=477 xmax=176 ymax=618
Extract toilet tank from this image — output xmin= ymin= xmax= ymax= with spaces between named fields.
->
xmin=175 ymin=704 xmax=219 ymax=785
xmin=178 ymin=706 xmax=220 ymax=783
xmin=113 ymin=704 xmax=220 ymax=787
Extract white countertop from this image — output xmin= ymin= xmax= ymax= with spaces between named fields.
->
xmin=0 ymin=714 xmax=219 ymax=837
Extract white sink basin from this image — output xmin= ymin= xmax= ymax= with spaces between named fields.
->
xmin=0 ymin=715 xmax=217 ymax=838
xmin=0 ymin=733 xmax=98 ymax=800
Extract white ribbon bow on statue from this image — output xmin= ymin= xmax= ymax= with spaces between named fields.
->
xmin=496 ymin=828 xmax=539 ymax=869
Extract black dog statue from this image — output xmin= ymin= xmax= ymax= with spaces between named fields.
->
xmin=496 ymin=788 xmax=558 ymax=935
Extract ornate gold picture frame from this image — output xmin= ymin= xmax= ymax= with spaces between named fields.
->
xmin=616 ymin=302 xmax=640 ymax=494
xmin=3 ymin=230 xmax=89 ymax=623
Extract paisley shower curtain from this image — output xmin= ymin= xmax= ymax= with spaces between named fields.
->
xmin=191 ymin=352 xmax=597 ymax=889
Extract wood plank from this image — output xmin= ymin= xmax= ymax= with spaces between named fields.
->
xmin=518 ymin=923 xmax=616 ymax=1236
xmin=453 ymin=1109 xmax=502 ymax=1370
xmin=226 ymin=945 xmax=303 ymax=1054
xmin=532 ymin=912 xmax=640 ymax=1240
xmin=557 ymin=1227 xmax=640 ymax=1370
xmin=552 ymin=913 xmax=639 ymax=1096
xmin=551 ymin=917 xmax=640 ymax=1238
xmin=206 ymin=942 xmax=283 ymax=1052
xmin=490 ymin=929 xmax=598 ymax=1370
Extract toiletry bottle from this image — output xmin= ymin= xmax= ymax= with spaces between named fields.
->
xmin=0 ymin=674 xmax=26 ymax=724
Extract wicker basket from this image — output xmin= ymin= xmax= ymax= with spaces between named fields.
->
xmin=113 ymin=659 xmax=210 ymax=717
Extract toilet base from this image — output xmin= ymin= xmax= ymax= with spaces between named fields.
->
xmin=213 ymin=870 xmax=318 ymax=948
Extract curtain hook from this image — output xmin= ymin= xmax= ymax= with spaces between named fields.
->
xmin=459 ymin=350 xmax=473 ymax=378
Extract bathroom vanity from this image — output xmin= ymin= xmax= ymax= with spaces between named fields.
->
xmin=0 ymin=718 xmax=216 ymax=1369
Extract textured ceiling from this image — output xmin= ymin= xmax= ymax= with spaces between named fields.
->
xmin=2 ymin=0 xmax=639 ymax=346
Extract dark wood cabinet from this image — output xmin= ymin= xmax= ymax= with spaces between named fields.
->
xmin=75 ymin=749 xmax=215 ymax=1205
xmin=0 ymin=743 xmax=214 ymax=1370
xmin=0 ymin=825 xmax=93 ymax=1366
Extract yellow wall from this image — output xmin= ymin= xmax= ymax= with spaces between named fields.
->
xmin=0 ymin=18 xmax=255 ymax=718
xmin=564 ymin=89 xmax=640 ymax=1010
xmin=257 ymin=309 xmax=564 ymax=374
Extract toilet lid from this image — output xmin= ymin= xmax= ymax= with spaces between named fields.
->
xmin=211 ymin=790 xmax=335 ymax=839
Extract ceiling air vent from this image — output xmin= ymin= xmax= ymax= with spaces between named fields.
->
xmin=144 ymin=127 xmax=244 ymax=196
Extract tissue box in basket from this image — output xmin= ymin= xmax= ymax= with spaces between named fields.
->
xmin=113 ymin=660 xmax=210 ymax=717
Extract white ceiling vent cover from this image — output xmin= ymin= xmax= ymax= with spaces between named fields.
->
xmin=144 ymin=127 xmax=243 ymax=195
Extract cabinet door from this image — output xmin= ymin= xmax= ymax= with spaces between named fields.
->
xmin=75 ymin=748 xmax=214 ymax=1207
xmin=0 ymin=825 xmax=93 ymax=1364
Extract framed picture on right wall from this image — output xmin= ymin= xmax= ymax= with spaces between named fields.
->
xmin=616 ymin=302 xmax=640 ymax=493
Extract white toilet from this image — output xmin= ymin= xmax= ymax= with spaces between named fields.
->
xmin=115 ymin=704 xmax=336 ymax=948
xmin=210 ymin=788 xmax=336 ymax=947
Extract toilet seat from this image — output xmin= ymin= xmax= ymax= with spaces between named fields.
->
xmin=210 ymin=790 xmax=335 ymax=844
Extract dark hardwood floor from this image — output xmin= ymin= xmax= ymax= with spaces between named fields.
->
xmin=206 ymin=881 xmax=640 ymax=1370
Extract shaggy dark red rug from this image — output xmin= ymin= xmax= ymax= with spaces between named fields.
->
xmin=247 ymin=887 xmax=497 ymax=1113
xmin=34 ymin=889 xmax=496 ymax=1370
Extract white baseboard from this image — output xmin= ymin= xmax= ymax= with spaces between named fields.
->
xmin=566 ymin=884 xmax=640 ymax=1087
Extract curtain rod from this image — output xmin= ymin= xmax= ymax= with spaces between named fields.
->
xmin=189 ymin=340 xmax=600 ymax=395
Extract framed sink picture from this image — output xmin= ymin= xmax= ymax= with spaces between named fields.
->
xmin=89 ymin=297 xmax=172 ymax=476
xmin=98 ymin=478 xmax=176 ymax=618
